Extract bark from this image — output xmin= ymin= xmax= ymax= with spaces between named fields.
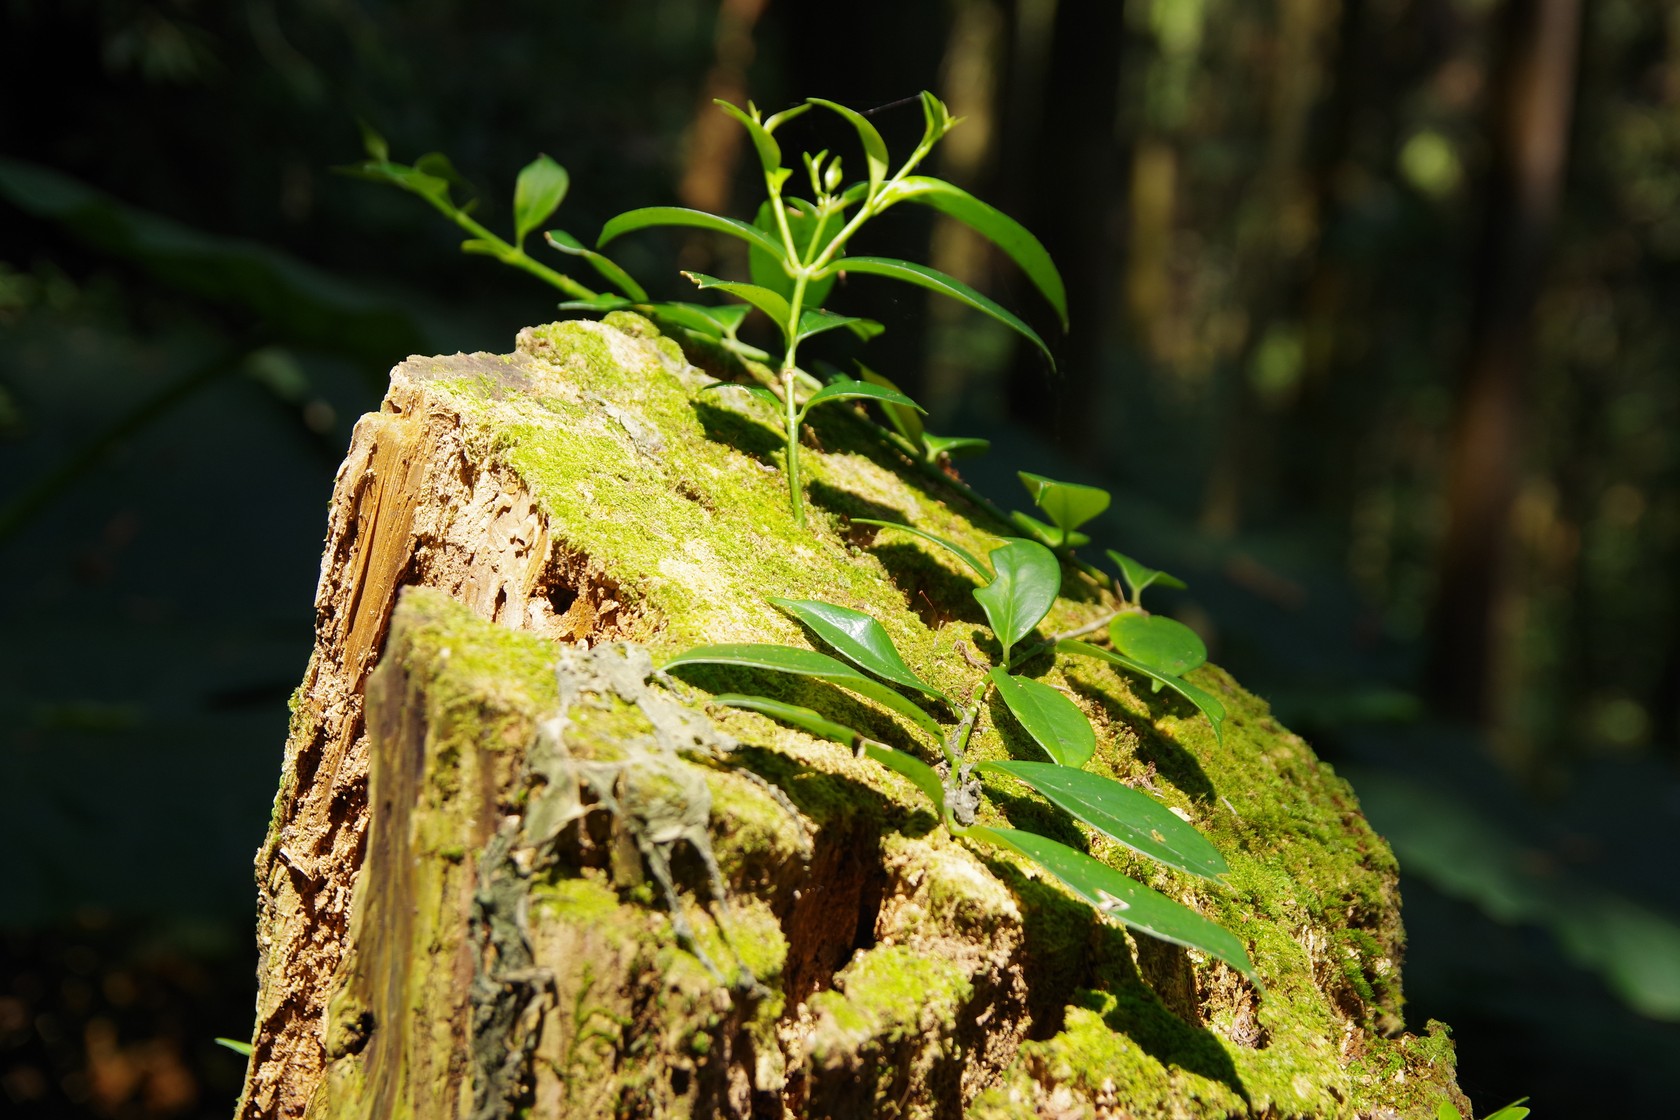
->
xmin=236 ymin=313 xmax=1468 ymax=1118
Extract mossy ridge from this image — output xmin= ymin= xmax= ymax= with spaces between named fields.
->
xmin=367 ymin=319 xmax=1455 ymax=1115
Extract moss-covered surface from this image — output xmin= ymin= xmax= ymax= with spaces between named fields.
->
xmin=307 ymin=314 xmax=1464 ymax=1118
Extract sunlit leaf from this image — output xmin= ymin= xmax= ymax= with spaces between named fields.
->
xmin=716 ymin=99 xmax=784 ymax=174
xmin=215 ymin=1037 xmax=255 ymax=1057
xmin=988 ymin=668 xmax=1094 ymax=768
xmin=922 ymin=434 xmax=990 ymax=460
xmin=664 ymin=643 xmax=941 ymax=740
xmin=857 ymin=364 xmax=924 ymax=446
xmin=885 ymin=176 xmax=1068 ymax=329
xmin=918 ymin=90 xmax=960 ymax=147
xmin=809 ymin=97 xmax=890 ymax=197
xmin=796 ymin=309 xmax=882 ymax=345
xmin=974 ymin=538 xmax=1062 ymax=663
xmin=862 ymin=742 xmax=945 ymax=814
xmin=646 ymin=301 xmax=749 ymax=339
xmin=763 ymin=102 xmax=813 ymax=134
xmin=513 ymin=155 xmax=569 ymax=248
xmin=557 ymin=294 xmax=634 ymax=313
xmin=544 ymin=229 xmax=646 ymax=301
xmin=979 ymin=760 xmax=1229 ymax=881
xmin=683 ymin=272 xmax=792 ymax=331
xmin=772 ymin=598 xmax=947 ymax=701
xmin=1107 ymin=550 xmax=1187 ymax=606
xmin=598 ymin=206 xmax=786 ymax=259
xmin=801 ymin=378 xmax=922 ymax=418
xmin=965 ymin=826 xmax=1258 ymax=982
xmin=711 ymin=693 xmax=862 ymax=748
xmin=852 ymin=519 xmax=991 ymax=582
xmin=1008 ymin=510 xmax=1086 ymax=551
xmin=1110 ymin=614 xmax=1207 ymax=679
xmin=1019 ymin=471 xmax=1110 ymax=537
xmin=826 ymin=257 xmax=1054 ymax=366
xmin=1058 ymin=640 xmax=1226 ymax=744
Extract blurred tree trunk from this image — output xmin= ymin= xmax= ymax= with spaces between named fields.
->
xmin=1423 ymin=0 xmax=1580 ymax=726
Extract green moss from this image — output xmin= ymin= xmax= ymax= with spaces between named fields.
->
xmin=808 ymin=944 xmax=973 ymax=1057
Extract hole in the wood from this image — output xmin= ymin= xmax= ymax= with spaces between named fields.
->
xmin=670 ymin=1066 xmax=692 ymax=1095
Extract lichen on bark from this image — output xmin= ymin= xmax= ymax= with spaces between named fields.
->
xmin=239 ymin=312 xmax=1470 ymax=1119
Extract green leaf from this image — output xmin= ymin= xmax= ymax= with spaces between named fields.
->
xmin=357 ymin=119 xmax=389 ymax=162
xmin=598 ymin=206 xmax=786 ymax=259
xmin=796 ymin=309 xmax=882 ymax=345
xmin=828 ymin=257 xmax=1054 ymax=367
xmin=683 ymin=272 xmax=793 ymax=331
xmin=919 ymin=91 xmax=960 ymax=147
xmin=772 ymin=598 xmax=946 ymax=701
xmin=1110 ymin=614 xmax=1207 ymax=679
xmin=885 ymin=176 xmax=1068 ymax=330
xmin=700 ymin=382 xmax=782 ymax=410
xmin=1106 ymin=550 xmax=1187 ymax=606
xmin=967 ymin=827 xmax=1258 ymax=983
xmin=557 ymin=294 xmax=634 ymax=313
xmin=215 ymin=1037 xmax=255 ymax=1057
xmin=645 ymin=301 xmax=750 ymax=339
xmin=1484 ymin=1101 xmax=1531 ymax=1120
xmin=1019 ymin=471 xmax=1110 ymax=537
xmin=1058 ymin=640 xmax=1227 ymax=744
xmin=763 ymin=102 xmax=813 ymax=133
xmin=979 ymin=760 xmax=1230 ymax=881
xmin=852 ymin=519 xmax=991 ymax=581
xmin=750 ymin=200 xmax=837 ymax=306
xmin=862 ymin=742 xmax=946 ymax=814
xmin=716 ymin=99 xmax=784 ymax=174
xmin=544 ymin=230 xmax=646 ymax=301
xmin=857 ymin=364 xmax=925 ymax=447
xmin=974 ymin=538 xmax=1062 ymax=663
xmin=809 ymin=97 xmax=890 ymax=197
xmin=922 ymin=434 xmax=990 ymax=460
xmin=710 ymin=694 xmax=863 ymax=749
xmin=988 ymin=668 xmax=1095 ymax=768
xmin=513 ymin=155 xmax=569 ymax=248
xmin=1009 ymin=510 xmax=1077 ymax=550
xmin=664 ymin=644 xmax=942 ymax=740
xmin=801 ymin=378 xmax=923 ymax=419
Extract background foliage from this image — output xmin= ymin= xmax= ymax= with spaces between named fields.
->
xmin=3 ymin=0 xmax=1677 ymax=1115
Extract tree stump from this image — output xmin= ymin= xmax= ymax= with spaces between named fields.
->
xmin=235 ymin=314 xmax=1470 ymax=1118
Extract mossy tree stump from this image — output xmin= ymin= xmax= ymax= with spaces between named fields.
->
xmin=236 ymin=314 xmax=1470 ymax=1119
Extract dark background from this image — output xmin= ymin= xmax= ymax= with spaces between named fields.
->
xmin=3 ymin=0 xmax=1677 ymax=1115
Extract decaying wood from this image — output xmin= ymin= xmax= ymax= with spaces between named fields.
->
xmin=237 ymin=317 xmax=1469 ymax=1119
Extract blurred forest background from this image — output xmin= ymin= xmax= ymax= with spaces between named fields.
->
xmin=3 ymin=0 xmax=1678 ymax=1115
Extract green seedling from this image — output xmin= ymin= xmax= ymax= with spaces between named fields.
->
xmin=664 ymin=539 xmax=1258 ymax=984
xmin=1108 ymin=549 xmax=1187 ymax=607
xmin=598 ymin=92 xmax=1066 ymax=525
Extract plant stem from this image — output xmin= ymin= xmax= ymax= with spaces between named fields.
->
xmin=422 ymin=197 xmax=599 ymax=302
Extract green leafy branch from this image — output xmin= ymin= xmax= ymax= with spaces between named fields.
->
xmin=599 ymin=93 xmax=1067 ymax=525
xmin=664 ymin=532 xmax=1258 ymax=985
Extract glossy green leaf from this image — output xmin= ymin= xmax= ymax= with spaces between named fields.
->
xmin=772 ymin=598 xmax=946 ymax=701
xmin=664 ymin=644 xmax=941 ymax=740
xmin=974 ymin=538 xmax=1062 ymax=663
xmin=710 ymin=693 xmax=862 ymax=749
xmin=800 ymin=378 xmax=922 ymax=418
xmin=979 ymin=761 xmax=1229 ymax=881
xmin=1058 ymin=640 xmax=1226 ymax=744
xmin=886 ymin=176 xmax=1068 ymax=329
xmin=922 ymin=434 xmax=990 ymax=460
xmin=1019 ymin=471 xmax=1110 ymax=536
xmin=1008 ymin=510 xmax=1088 ymax=551
xmin=852 ymin=519 xmax=991 ymax=581
xmin=513 ymin=155 xmax=569 ymax=247
xmin=683 ymin=272 xmax=792 ymax=330
xmin=918 ymin=90 xmax=959 ymax=147
xmin=646 ymin=300 xmax=750 ymax=339
xmin=1110 ymin=613 xmax=1207 ymax=679
xmin=598 ymin=206 xmax=786 ymax=259
xmin=796 ymin=309 xmax=882 ymax=345
xmin=557 ymin=294 xmax=634 ymax=313
xmin=1107 ymin=550 xmax=1187 ymax=605
xmin=543 ymin=230 xmax=646 ymax=301
xmin=215 ymin=1037 xmax=255 ymax=1057
xmin=862 ymin=742 xmax=945 ymax=814
xmin=965 ymin=826 xmax=1258 ymax=983
xmin=809 ymin=97 xmax=890 ymax=197
xmin=750 ymin=200 xmax=837 ymax=306
xmin=716 ymin=99 xmax=784 ymax=174
xmin=987 ymin=668 xmax=1095 ymax=769
xmin=827 ymin=257 xmax=1054 ymax=366
xmin=762 ymin=102 xmax=813 ymax=133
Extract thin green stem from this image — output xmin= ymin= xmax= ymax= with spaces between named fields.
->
xmin=420 ymin=196 xmax=599 ymax=301
xmin=1012 ymin=610 xmax=1126 ymax=668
